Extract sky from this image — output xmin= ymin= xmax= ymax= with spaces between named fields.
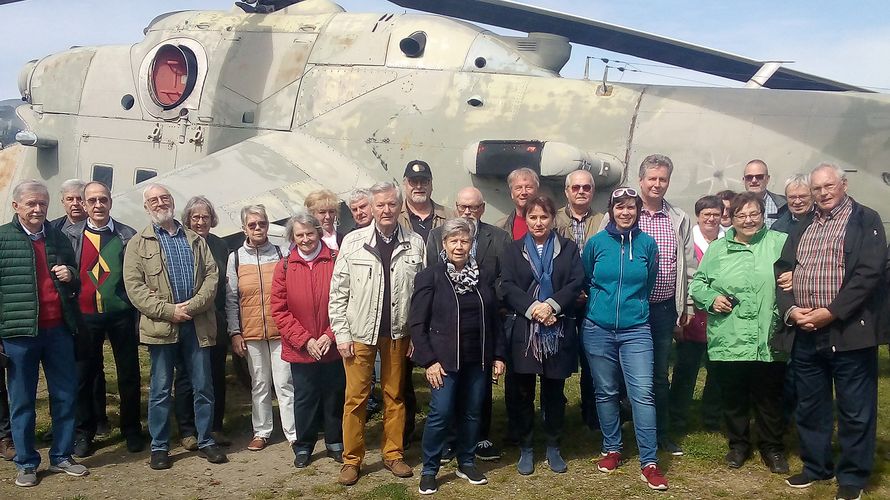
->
xmin=0 ymin=0 xmax=887 ymax=98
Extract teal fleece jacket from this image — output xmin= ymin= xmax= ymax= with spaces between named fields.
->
xmin=583 ymin=226 xmax=659 ymax=330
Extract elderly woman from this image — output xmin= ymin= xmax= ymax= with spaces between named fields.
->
xmin=500 ymin=195 xmax=584 ymax=476
xmin=582 ymin=187 xmax=666 ymax=490
xmin=304 ymin=189 xmax=343 ymax=250
xmin=177 ymin=195 xmax=230 ymax=447
xmin=225 ymin=204 xmax=295 ymax=452
xmin=409 ymin=218 xmax=506 ymax=495
xmin=270 ymin=213 xmax=344 ymax=468
xmin=689 ymin=191 xmax=788 ymax=474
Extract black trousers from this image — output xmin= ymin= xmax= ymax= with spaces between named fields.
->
xmin=75 ymin=310 xmax=142 ymax=439
xmin=403 ymin=361 xmax=417 ymax=441
xmin=175 ymin=318 xmax=228 ymax=436
xmin=668 ymin=341 xmax=722 ymax=434
xmin=291 ymin=361 xmax=345 ymax=453
xmin=514 ymin=373 xmax=566 ymax=448
xmin=710 ymin=360 xmax=785 ymax=455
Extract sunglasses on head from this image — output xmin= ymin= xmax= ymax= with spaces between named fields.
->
xmin=744 ymin=174 xmax=766 ymax=181
xmin=611 ymin=187 xmax=638 ymax=199
xmin=569 ymin=184 xmax=593 ymax=193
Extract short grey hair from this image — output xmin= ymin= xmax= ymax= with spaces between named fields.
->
xmin=784 ymin=173 xmax=810 ymax=191
xmin=13 ymin=179 xmax=48 ymax=202
xmin=240 ymin=204 xmax=268 ymax=225
xmin=638 ymin=154 xmax=674 ymax=179
xmin=285 ymin=212 xmax=323 ymax=242
xmin=564 ymin=169 xmax=594 ymax=188
xmin=369 ymin=181 xmax=403 ymax=205
xmin=142 ymin=183 xmax=171 ymax=201
xmin=507 ymin=168 xmax=540 ymax=189
xmin=348 ymin=188 xmax=372 ymax=206
xmin=441 ymin=217 xmax=476 ymax=243
xmin=181 ymin=195 xmax=219 ymax=229
xmin=59 ymin=178 xmax=85 ymax=196
xmin=811 ymin=162 xmax=847 ymax=181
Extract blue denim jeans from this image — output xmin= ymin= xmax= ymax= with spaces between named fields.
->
xmin=649 ymin=298 xmax=677 ymax=441
xmin=147 ymin=322 xmax=215 ymax=452
xmin=420 ymin=366 xmax=486 ymax=476
xmin=582 ymin=319 xmax=657 ymax=467
xmin=3 ymin=326 xmax=77 ymax=469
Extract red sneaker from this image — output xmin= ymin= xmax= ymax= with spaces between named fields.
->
xmin=640 ymin=463 xmax=668 ymax=490
xmin=597 ymin=451 xmax=622 ymax=473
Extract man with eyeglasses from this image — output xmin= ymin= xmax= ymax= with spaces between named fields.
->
xmin=424 ymin=187 xmax=511 ymax=461
xmin=63 ymin=182 xmax=144 ymax=458
xmin=772 ymin=174 xmax=814 ymax=234
xmin=774 ymin=164 xmax=886 ymax=500
xmin=554 ymin=169 xmax=604 ymax=434
xmin=743 ymin=160 xmax=786 ymax=229
xmin=399 ymin=160 xmax=448 ymax=242
xmin=123 ymin=184 xmax=227 ymax=470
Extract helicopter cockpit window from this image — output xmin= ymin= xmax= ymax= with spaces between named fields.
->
xmin=92 ymin=164 xmax=114 ymax=190
xmin=149 ymin=44 xmax=198 ymax=110
xmin=135 ymin=168 xmax=158 ymax=185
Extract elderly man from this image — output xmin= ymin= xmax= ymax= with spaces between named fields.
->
xmin=496 ymin=167 xmax=540 ymax=240
xmin=425 ymin=186 xmax=511 ymax=461
xmin=772 ymin=174 xmax=814 ymax=234
xmin=63 ymin=182 xmax=143 ymax=457
xmin=635 ymin=154 xmax=695 ymax=456
xmin=399 ymin=160 xmax=448 ymax=242
xmin=774 ymin=164 xmax=886 ymax=500
xmin=348 ymin=188 xmax=373 ymax=230
xmin=123 ymin=183 xmax=226 ymax=470
xmin=330 ymin=181 xmax=425 ymax=486
xmin=743 ymin=160 xmax=787 ymax=228
xmin=50 ymin=179 xmax=87 ymax=232
xmin=0 ymin=180 xmax=88 ymax=487
xmin=554 ymin=169 xmax=604 ymax=434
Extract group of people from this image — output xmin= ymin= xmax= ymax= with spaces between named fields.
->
xmin=0 ymin=154 xmax=886 ymax=500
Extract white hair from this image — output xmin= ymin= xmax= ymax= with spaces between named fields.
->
xmin=811 ymin=163 xmax=847 ymax=181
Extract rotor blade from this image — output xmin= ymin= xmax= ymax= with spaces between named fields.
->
xmin=0 ymin=0 xmax=27 ymax=5
xmin=390 ymin=0 xmax=870 ymax=92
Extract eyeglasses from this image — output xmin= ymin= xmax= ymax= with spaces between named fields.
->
xmin=787 ymin=195 xmax=811 ymax=203
xmin=247 ymin=220 xmax=268 ymax=230
xmin=611 ymin=187 xmax=638 ymax=199
xmin=699 ymin=212 xmax=722 ymax=220
xmin=733 ymin=211 xmax=762 ymax=221
xmin=85 ymin=196 xmax=110 ymax=205
xmin=190 ymin=214 xmax=210 ymax=222
xmin=569 ymin=184 xmax=593 ymax=193
xmin=456 ymin=203 xmax=484 ymax=212
xmin=743 ymin=174 xmax=766 ymax=181
xmin=146 ymin=194 xmax=172 ymax=207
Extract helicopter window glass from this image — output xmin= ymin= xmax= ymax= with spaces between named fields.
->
xmin=149 ymin=44 xmax=198 ymax=110
xmin=474 ymin=140 xmax=543 ymax=177
xmin=92 ymin=165 xmax=114 ymax=190
xmin=135 ymin=169 xmax=158 ymax=185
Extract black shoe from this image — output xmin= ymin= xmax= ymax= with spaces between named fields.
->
xmin=418 ymin=474 xmax=438 ymax=495
xmin=455 ymin=464 xmax=488 ymax=485
xmin=785 ymin=472 xmax=823 ymax=489
xmin=293 ymin=451 xmax=311 ymax=468
xmin=150 ymin=450 xmax=171 ymax=470
xmin=439 ymin=447 xmax=456 ymax=465
xmin=126 ymin=434 xmax=145 ymax=453
xmin=199 ymin=445 xmax=228 ymax=464
xmin=475 ymin=440 xmax=502 ymax=461
xmin=761 ymin=451 xmax=789 ymax=474
xmin=725 ymin=448 xmax=750 ymax=469
xmin=326 ymin=449 xmax=343 ymax=463
xmin=73 ymin=438 xmax=94 ymax=458
xmin=96 ymin=420 xmax=111 ymax=437
xmin=836 ymin=485 xmax=863 ymax=500
xmin=658 ymin=438 xmax=684 ymax=456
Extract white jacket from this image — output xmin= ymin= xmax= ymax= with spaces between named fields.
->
xmin=329 ymin=224 xmax=425 ymax=346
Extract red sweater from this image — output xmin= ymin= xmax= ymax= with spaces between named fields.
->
xmin=270 ymin=244 xmax=340 ymax=364
xmin=32 ymin=239 xmax=63 ymax=328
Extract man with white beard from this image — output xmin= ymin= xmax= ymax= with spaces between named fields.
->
xmin=123 ymin=184 xmax=227 ymax=470
xmin=398 ymin=160 xmax=448 ymax=242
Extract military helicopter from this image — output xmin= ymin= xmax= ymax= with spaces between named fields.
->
xmin=3 ymin=0 xmax=889 ymax=237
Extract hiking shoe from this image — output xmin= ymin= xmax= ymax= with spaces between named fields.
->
xmin=785 ymin=472 xmax=822 ymax=489
xmin=439 ymin=446 xmax=455 ymax=464
xmin=48 ymin=459 xmax=89 ymax=477
xmin=455 ymin=464 xmax=488 ymax=485
xmin=725 ymin=448 xmax=750 ymax=469
xmin=597 ymin=452 xmax=622 ymax=473
xmin=418 ymin=474 xmax=438 ymax=495
xmin=247 ymin=436 xmax=267 ymax=451
xmin=200 ymin=444 xmax=228 ymax=464
xmin=658 ymin=439 xmax=684 ymax=456
xmin=180 ymin=435 xmax=198 ymax=451
xmin=545 ymin=446 xmax=567 ymax=473
xmin=517 ymin=447 xmax=534 ymax=475
xmin=475 ymin=440 xmax=501 ymax=461
xmin=761 ymin=451 xmax=789 ymax=474
xmin=640 ymin=463 xmax=668 ymax=491
xmin=338 ymin=464 xmax=360 ymax=486
xmin=836 ymin=485 xmax=863 ymax=500
xmin=0 ymin=437 xmax=15 ymax=461
xmin=15 ymin=467 xmax=38 ymax=487
xmin=73 ymin=437 xmax=94 ymax=458
xmin=150 ymin=450 xmax=171 ymax=470
xmin=384 ymin=459 xmax=413 ymax=478
xmin=293 ymin=451 xmax=311 ymax=468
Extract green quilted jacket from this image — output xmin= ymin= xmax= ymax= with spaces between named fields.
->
xmin=0 ymin=216 xmax=80 ymax=338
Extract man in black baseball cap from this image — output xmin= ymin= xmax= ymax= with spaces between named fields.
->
xmin=398 ymin=160 xmax=447 ymax=242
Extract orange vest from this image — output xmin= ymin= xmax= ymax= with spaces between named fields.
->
xmin=237 ymin=258 xmax=280 ymax=341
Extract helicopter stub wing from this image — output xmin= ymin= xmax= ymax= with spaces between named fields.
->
xmin=389 ymin=0 xmax=871 ymax=92
xmin=109 ymin=130 xmax=380 ymax=237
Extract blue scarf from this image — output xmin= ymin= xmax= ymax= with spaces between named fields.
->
xmin=523 ymin=232 xmax=562 ymax=360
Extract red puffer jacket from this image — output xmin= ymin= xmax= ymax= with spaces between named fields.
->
xmin=270 ymin=243 xmax=341 ymax=364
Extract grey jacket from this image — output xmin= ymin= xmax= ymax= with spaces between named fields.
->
xmin=64 ymin=218 xmax=137 ymax=263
